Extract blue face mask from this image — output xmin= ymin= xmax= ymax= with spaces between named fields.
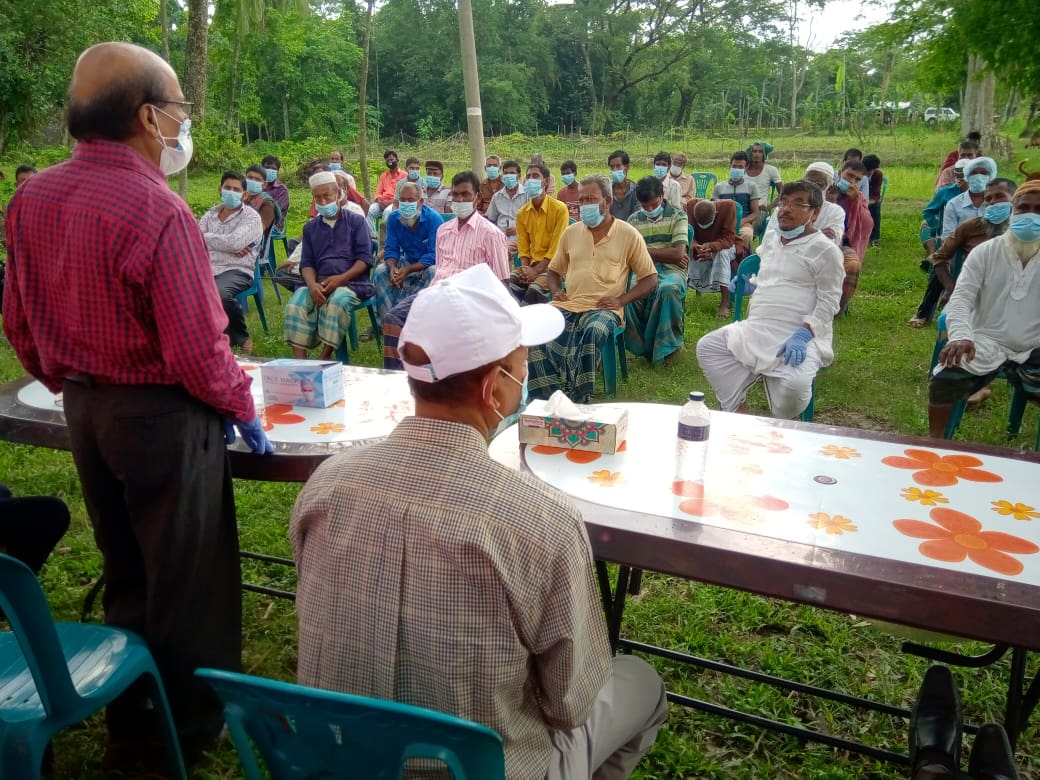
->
xmin=502 ymin=173 xmax=519 ymax=189
xmin=836 ymin=178 xmax=851 ymax=193
xmin=642 ymin=204 xmax=664 ymax=219
xmin=524 ymin=179 xmax=543 ymax=198
xmin=397 ymin=201 xmax=419 ymax=220
xmin=220 ymin=188 xmax=242 ymax=209
xmin=407 ymin=169 xmax=421 ymax=182
xmin=329 ymin=162 xmax=342 ymax=171
xmin=315 ymin=201 xmax=340 ymax=218
xmin=580 ymin=203 xmax=604 ymax=228
xmin=1010 ymin=213 xmax=1040 ymax=241
xmin=609 ymin=169 xmax=626 ymax=184
xmin=984 ymin=202 xmax=1012 ymax=224
xmin=490 ymin=363 xmax=528 ymax=440
xmin=265 ymin=167 xmax=278 ymax=183
xmin=486 ymin=166 xmax=500 ymax=180
xmin=245 ymin=179 xmax=263 ymax=195
xmin=967 ymin=173 xmax=991 ymax=194
xmin=425 ymin=175 xmax=441 ymax=189
xmin=729 ymin=167 xmax=745 ymax=181
xmin=654 ymin=165 xmax=668 ymax=179
xmin=778 ymin=223 xmax=807 ymax=240
xmin=561 ymin=173 xmax=576 ymax=186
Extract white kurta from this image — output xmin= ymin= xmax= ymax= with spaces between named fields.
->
xmin=943 ymin=234 xmax=1040 ymax=375
xmin=765 ymin=201 xmax=845 ymax=246
xmin=726 ymin=230 xmax=845 ymax=372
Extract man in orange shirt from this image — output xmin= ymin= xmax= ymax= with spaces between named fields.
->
xmin=366 ymin=149 xmax=406 ymax=236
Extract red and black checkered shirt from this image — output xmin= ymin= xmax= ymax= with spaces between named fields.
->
xmin=3 ymin=140 xmax=256 ymax=422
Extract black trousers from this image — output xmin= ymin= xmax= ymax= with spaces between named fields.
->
xmin=868 ymin=201 xmax=881 ymax=242
xmin=215 ymin=269 xmax=254 ymax=347
xmin=62 ymin=380 xmax=241 ymax=742
xmin=0 ymin=489 xmax=69 ymax=572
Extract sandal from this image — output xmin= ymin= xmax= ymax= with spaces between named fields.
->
xmin=907 ymin=317 xmax=928 ymax=328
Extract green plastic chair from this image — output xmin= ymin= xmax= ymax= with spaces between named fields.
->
xmin=0 ymin=553 xmax=185 ymax=780
xmin=196 ymin=668 xmax=505 ymax=780
xmin=599 ymin=325 xmax=629 ymax=397
xmin=335 ymin=301 xmax=382 ymax=364
xmin=880 ymin=176 xmax=889 ymax=203
xmin=235 ymin=257 xmax=270 ymax=334
xmin=691 ymin=172 xmax=717 ymax=199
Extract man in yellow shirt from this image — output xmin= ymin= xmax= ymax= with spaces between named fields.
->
xmin=509 ymin=162 xmax=570 ymax=305
xmin=528 ymin=175 xmax=658 ymax=403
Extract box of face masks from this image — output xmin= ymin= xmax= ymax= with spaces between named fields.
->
xmin=260 ymin=359 xmax=344 ymax=408
xmin=518 ymin=394 xmax=628 ymax=454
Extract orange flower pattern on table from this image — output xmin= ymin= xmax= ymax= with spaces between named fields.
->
xmin=530 ymin=441 xmax=626 ymax=464
xmin=724 ymin=430 xmax=792 ymax=456
xmin=881 ymin=448 xmax=1002 ymax=487
xmin=587 ymin=470 xmax=624 ymax=487
xmin=260 ymin=404 xmax=306 ymax=431
xmin=820 ymin=444 xmax=861 ymax=460
xmin=671 ymin=481 xmax=789 ymax=526
xmin=900 ymin=487 xmax=949 ymax=506
xmin=991 ymin=500 xmax=1040 ymax=521
xmin=310 ymin=422 xmax=345 ymax=435
xmin=893 ymin=507 xmax=1039 ymax=576
xmin=808 ymin=513 xmax=858 ymax=535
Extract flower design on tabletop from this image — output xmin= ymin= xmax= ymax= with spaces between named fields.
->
xmin=331 ymin=399 xmax=346 ymax=408
xmin=807 ymin=512 xmax=858 ymax=535
xmin=893 ymin=508 xmax=1038 ymax=576
xmin=881 ymin=449 xmax=1002 ymax=487
xmin=587 ymin=470 xmax=624 ymax=487
xmin=724 ymin=430 xmax=792 ymax=456
xmin=260 ymin=404 xmax=306 ymax=432
xmin=530 ymin=441 xmax=626 ymax=464
xmin=671 ymin=481 xmax=789 ymax=526
xmin=820 ymin=444 xmax=860 ymax=460
xmin=991 ymin=500 xmax=1040 ymax=521
xmin=310 ymin=422 xmax=345 ymax=435
xmin=900 ymin=487 xmax=950 ymax=506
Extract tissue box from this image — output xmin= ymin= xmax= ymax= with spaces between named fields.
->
xmin=519 ymin=400 xmax=628 ymax=454
xmin=260 ymin=359 xmax=344 ymax=408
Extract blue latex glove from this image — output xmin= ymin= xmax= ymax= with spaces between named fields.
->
xmin=224 ymin=416 xmax=274 ymax=454
xmin=776 ymin=326 xmax=813 ymax=367
xmin=727 ymin=273 xmax=757 ymax=296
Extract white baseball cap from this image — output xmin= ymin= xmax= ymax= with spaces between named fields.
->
xmin=399 ymin=264 xmax=565 ymax=383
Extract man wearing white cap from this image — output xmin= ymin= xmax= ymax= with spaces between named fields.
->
xmin=291 ymin=263 xmax=668 ymax=780
xmin=283 ymin=170 xmax=375 ymax=359
xmin=942 ymin=156 xmax=997 ymax=241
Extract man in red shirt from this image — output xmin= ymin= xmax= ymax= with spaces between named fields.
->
xmin=366 ymin=148 xmax=406 ymax=236
xmin=3 ymin=41 xmax=273 ymax=773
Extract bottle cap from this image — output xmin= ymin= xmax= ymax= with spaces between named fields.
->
xmin=689 ymin=391 xmax=705 ymax=402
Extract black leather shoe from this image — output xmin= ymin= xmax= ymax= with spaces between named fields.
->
xmin=909 ymin=665 xmax=962 ymax=778
xmin=968 ymin=723 xmax=1019 ymax=780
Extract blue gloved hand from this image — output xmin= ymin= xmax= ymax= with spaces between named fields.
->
xmin=225 ymin=415 xmax=274 ymax=454
xmin=727 ymin=273 xmax=757 ymax=296
xmin=776 ymin=326 xmax=813 ymax=367
xmin=222 ymin=418 xmax=236 ymax=445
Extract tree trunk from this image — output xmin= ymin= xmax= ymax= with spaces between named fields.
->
xmin=961 ymin=53 xmax=980 ymax=138
xmin=181 ymin=0 xmax=208 ymax=199
xmin=672 ymin=88 xmax=693 ymax=128
xmin=282 ymin=90 xmax=290 ymax=139
xmin=1022 ymin=96 xmax=1040 ymax=136
xmin=160 ymin=0 xmax=170 ymax=62
xmin=357 ymin=0 xmax=375 ymax=199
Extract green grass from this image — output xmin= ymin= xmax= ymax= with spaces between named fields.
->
xmin=4 ymin=131 xmax=1040 ymax=778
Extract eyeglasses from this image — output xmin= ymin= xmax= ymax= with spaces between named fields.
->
xmin=152 ymin=99 xmax=194 ymax=121
xmin=779 ymin=200 xmax=813 ymax=210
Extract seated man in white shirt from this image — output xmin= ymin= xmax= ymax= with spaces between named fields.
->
xmin=486 ymin=159 xmax=529 ymax=255
xmin=928 ymin=182 xmax=1040 ymax=438
xmin=765 ymin=163 xmax=844 ymax=246
xmin=652 ymin=151 xmax=684 ymax=210
xmin=696 ymin=181 xmax=844 ymax=419
xmin=199 ymin=170 xmax=263 ymax=353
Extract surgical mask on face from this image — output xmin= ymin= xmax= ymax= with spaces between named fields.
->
xmin=1009 ymin=213 xmax=1040 ymax=241
xmin=486 ymin=166 xmax=500 ymax=180
xmin=490 ymin=363 xmax=528 ymax=440
xmin=580 ymin=203 xmax=604 ymax=228
xmin=967 ymin=173 xmax=991 ymax=194
xmin=836 ymin=178 xmax=851 ymax=193
xmin=777 ymin=223 xmax=807 ymax=240
xmin=315 ymin=201 xmax=340 ymax=218
xmin=220 ymin=188 xmax=242 ymax=209
xmin=397 ymin=201 xmax=419 ymax=220
xmin=451 ymin=200 xmax=475 ymax=219
xmin=670 ymin=165 xmax=682 ymax=177
xmin=609 ymin=169 xmax=626 ymax=184
xmin=984 ymin=202 xmax=1012 ymax=224
xmin=642 ymin=204 xmax=664 ymax=219
xmin=524 ymin=179 xmax=543 ymax=198
xmin=729 ymin=167 xmax=745 ymax=181
xmin=151 ymin=107 xmax=193 ymax=176
xmin=245 ymin=179 xmax=263 ymax=195
xmin=265 ymin=167 xmax=278 ymax=182
xmin=697 ymin=220 xmax=714 ymax=230
xmin=329 ymin=162 xmax=342 ymax=171
xmin=502 ymin=173 xmax=519 ymax=189
xmin=425 ymin=175 xmax=441 ymax=189
xmin=653 ymin=165 xmax=668 ymax=179
xmin=561 ymin=173 xmax=576 ymax=186
xmin=407 ymin=169 xmax=421 ymax=181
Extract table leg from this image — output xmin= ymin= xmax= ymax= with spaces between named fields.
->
xmin=593 ymin=560 xmax=631 ymax=655
xmin=1005 ymin=648 xmax=1028 ymax=749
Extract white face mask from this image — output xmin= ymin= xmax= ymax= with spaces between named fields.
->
xmin=151 ymin=106 xmax=194 ymax=176
xmin=451 ymin=201 xmax=475 ymax=220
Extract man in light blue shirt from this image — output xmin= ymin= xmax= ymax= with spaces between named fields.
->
xmin=942 ymin=157 xmax=996 ymax=240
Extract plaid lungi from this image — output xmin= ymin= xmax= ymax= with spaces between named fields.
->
xmin=625 ymin=263 xmax=686 ymax=364
xmin=839 ymin=248 xmax=861 ymax=316
xmin=371 ymin=263 xmax=435 ymax=323
xmin=381 ymin=293 xmax=420 ymax=371
xmin=528 ymin=309 xmax=621 ymax=404
xmin=284 ymin=286 xmax=366 ymax=350
xmin=687 ymin=247 xmax=735 ymax=294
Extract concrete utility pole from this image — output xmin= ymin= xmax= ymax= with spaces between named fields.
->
xmin=457 ymin=0 xmax=486 ymax=173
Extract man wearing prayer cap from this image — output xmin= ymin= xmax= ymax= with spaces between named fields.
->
xmin=282 ymin=170 xmax=375 ymax=359
xmin=291 ymin=263 xmax=668 ymax=780
xmin=941 ymin=156 xmax=998 ymax=242
xmin=929 ymin=180 xmax=1040 ymax=437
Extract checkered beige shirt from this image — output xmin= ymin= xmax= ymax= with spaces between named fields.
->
xmin=290 ymin=416 xmax=612 ymax=779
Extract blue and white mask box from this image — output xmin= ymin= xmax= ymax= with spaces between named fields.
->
xmin=261 ymin=359 xmax=344 ymax=408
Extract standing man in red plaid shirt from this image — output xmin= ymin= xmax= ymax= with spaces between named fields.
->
xmin=2 ymin=42 xmax=273 ymax=774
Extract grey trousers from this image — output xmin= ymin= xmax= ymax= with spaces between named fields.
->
xmin=547 ymin=656 xmax=669 ymax=780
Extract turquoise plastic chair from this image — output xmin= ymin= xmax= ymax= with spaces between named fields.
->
xmin=0 ymin=554 xmax=185 ymax=780
xmin=731 ymin=254 xmax=815 ymax=422
xmin=261 ymin=231 xmax=283 ymax=303
xmin=335 ymin=300 xmax=382 ymax=364
xmin=599 ymin=325 xmax=628 ymax=397
xmin=691 ymin=172 xmax=717 ymax=199
xmin=930 ymin=312 xmax=1038 ymax=446
xmin=235 ymin=258 xmax=269 ymax=334
xmin=196 ymin=668 xmax=505 ymax=780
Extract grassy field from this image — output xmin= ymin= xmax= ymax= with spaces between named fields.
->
xmin=3 ymin=130 xmax=1040 ymax=778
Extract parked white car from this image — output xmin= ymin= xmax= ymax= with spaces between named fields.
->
xmin=924 ymin=107 xmax=959 ymax=124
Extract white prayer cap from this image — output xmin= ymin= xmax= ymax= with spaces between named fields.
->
xmin=805 ymin=161 xmax=834 ymax=180
xmin=308 ymin=171 xmax=337 ymax=189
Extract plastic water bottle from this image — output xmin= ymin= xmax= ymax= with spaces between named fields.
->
xmin=675 ymin=391 xmax=710 ymax=482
